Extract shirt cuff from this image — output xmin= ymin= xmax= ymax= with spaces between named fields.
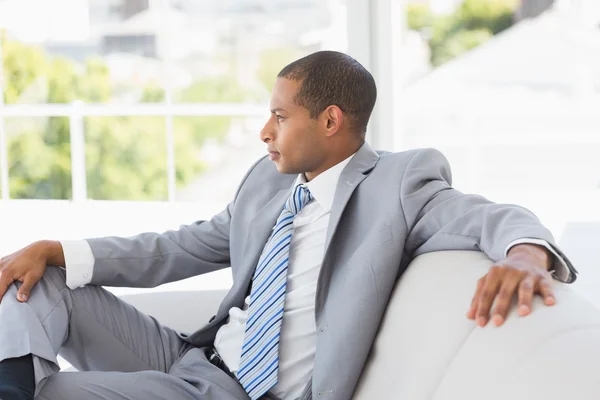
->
xmin=59 ymin=240 xmax=95 ymax=290
xmin=505 ymin=238 xmax=574 ymax=283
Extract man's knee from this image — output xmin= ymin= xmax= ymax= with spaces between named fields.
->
xmin=21 ymin=266 xmax=69 ymax=306
xmin=0 ymin=266 xmax=69 ymax=329
xmin=5 ymin=266 xmax=68 ymax=302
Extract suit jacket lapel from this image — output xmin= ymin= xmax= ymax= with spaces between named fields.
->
xmin=323 ymin=143 xmax=380 ymax=257
xmin=314 ymin=143 xmax=380 ymax=322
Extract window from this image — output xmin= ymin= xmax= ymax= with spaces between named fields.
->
xmin=401 ymin=0 xmax=600 ymax=292
xmin=0 ymin=0 xmax=348 ymax=203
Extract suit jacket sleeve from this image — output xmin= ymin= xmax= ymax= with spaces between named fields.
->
xmin=85 ymin=159 xmax=261 ymax=288
xmin=401 ymin=148 xmax=576 ymax=283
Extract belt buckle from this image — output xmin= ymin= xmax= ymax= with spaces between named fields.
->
xmin=208 ymin=348 xmax=221 ymax=364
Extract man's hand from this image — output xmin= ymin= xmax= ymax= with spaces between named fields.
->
xmin=467 ymin=244 xmax=554 ymax=327
xmin=0 ymin=240 xmax=64 ymax=303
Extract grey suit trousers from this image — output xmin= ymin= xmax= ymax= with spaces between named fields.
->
xmin=0 ymin=266 xmax=250 ymax=400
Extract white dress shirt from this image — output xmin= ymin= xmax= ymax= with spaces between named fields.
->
xmin=211 ymin=155 xmax=354 ymax=399
xmin=61 ymin=155 xmax=572 ymax=400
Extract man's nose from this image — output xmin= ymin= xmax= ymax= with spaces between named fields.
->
xmin=260 ymin=120 xmax=274 ymax=143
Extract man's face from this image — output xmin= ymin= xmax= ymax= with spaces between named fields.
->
xmin=260 ymin=78 xmax=324 ymax=175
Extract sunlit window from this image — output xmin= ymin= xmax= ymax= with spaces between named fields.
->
xmin=0 ymin=0 xmax=348 ymax=202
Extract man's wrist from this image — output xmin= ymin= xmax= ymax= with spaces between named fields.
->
xmin=507 ymin=243 xmax=553 ymax=270
xmin=35 ymin=240 xmax=65 ymax=267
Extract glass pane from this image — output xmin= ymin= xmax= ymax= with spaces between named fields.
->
xmin=1 ymin=0 xmax=347 ymax=105
xmin=170 ymin=0 xmax=348 ymax=103
xmin=5 ymin=117 xmax=71 ymax=199
xmin=84 ymin=116 xmax=168 ymax=201
xmin=174 ymin=115 xmax=266 ymax=207
xmin=0 ymin=0 xmax=162 ymax=104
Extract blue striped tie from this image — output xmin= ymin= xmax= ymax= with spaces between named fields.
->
xmin=237 ymin=184 xmax=313 ymax=399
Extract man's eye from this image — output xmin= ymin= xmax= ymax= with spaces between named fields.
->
xmin=276 ymin=115 xmax=284 ymax=121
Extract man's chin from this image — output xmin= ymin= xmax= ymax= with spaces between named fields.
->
xmin=274 ymin=162 xmax=288 ymax=174
xmin=273 ymin=161 xmax=298 ymax=176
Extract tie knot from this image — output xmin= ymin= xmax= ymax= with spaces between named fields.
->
xmin=285 ymin=184 xmax=312 ymax=216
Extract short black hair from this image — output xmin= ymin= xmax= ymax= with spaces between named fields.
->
xmin=278 ymin=51 xmax=377 ymax=137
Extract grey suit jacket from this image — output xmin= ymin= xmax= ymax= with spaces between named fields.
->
xmin=86 ymin=143 xmax=576 ymax=400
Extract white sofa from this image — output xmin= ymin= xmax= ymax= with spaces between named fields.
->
xmin=121 ymin=251 xmax=600 ymax=400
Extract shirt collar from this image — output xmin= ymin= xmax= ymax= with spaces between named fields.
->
xmin=294 ymin=152 xmax=357 ymax=213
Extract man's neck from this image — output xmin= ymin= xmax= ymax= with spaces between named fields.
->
xmin=304 ymin=143 xmax=362 ymax=182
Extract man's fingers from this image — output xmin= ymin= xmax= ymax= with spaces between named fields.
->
xmin=518 ymin=276 xmax=536 ymax=316
xmin=537 ymin=277 xmax=555 ymax=306
xmin=467 ymin=278 xmax=485 ymax=320
xmin=490 ymin=272 xmax=521 ymax=327
xmin=17 ymin=275 xmax=36 ymax=302
xmin=475 ymin=267 xmax=503 ymax=327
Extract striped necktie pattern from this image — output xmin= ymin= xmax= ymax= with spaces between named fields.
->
xmin=237 ymin=184 xmax=313 ymax=399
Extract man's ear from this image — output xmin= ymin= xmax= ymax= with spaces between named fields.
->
xmin=321 ymin=105 xmax=344 ymax=137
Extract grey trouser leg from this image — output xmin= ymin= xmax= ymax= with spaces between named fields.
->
xmin=0 ymin=266 xmax=249 ymax=400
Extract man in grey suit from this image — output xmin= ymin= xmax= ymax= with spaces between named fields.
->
xmin=0 ymin=51 xmax=576 ymax=400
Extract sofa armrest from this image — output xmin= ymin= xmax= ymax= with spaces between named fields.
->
xmin=354 ymin=250 xmax=600 ymax=400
